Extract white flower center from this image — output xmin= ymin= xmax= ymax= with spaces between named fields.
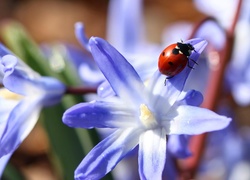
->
xmin=139 ymin=104 xmax=158 ymax=129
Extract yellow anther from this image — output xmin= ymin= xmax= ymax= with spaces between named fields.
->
xmin=0 ymin=88 xmax=23 ymax=100
xmin=139 ymin=104 xmax=157 ymax=128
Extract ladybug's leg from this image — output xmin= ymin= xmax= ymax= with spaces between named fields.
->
xmin=187 ymin=58 xmax=198 ymax=69
xmin=187 ymin=61 xmax=195 ymax=69
xmin=164 ymin=75 xmax=174 ymax=86
xmin=191 ymin=59 xmax=198 ymax=65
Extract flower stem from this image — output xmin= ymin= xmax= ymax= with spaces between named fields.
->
xmin=65 ymin=86 xmax=97 ymax=95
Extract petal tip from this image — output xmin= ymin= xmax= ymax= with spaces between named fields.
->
xmin=75 ymin=22 xmax=84 ymax=29
xmin=89 ymin=36 xmax=101 ymax=44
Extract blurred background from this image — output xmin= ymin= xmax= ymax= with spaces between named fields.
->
xmin=0 ymin=0 xmax=204 ymax=44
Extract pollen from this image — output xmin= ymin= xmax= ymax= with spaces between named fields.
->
xmin=139 ymin=104 xmax=158 ymax=128
xmin=0 ymin=88 xmax=23 ymax=100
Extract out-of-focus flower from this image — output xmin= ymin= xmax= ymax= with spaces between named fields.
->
xmin=193 ymin=0 xmax=240 ymax=29
xmin=225 ymin=0 xmax=250 ymax=106
xmin=106 ymin=0 xmax=145 ymax=53
xmin=74 ymin=23 xmax=105 ymax=86
xmin=41 ymin=43 xmax=101 ymax=87
xmin=65 ymin=45 xmax=104 ymax=86
xmin=198 ymin=122 xmax=245 ymax=179
xmin=63 ymin=37 xmax=231 ymax=179
xmin=194 ymin=0 xmax=250 ymax=107
xmin=0 ymin=45 xmax=65 ymax=174
xmin=106 ymin=0 xmax=161 ymax=80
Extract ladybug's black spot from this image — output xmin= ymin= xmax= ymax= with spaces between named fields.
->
xmin=168 ymin=61 xmax=174 ymax=66
xmin=162 ymin=52 xmax=165 ymax=56
xmin=172 ymin=48 xmax=179 ymax=55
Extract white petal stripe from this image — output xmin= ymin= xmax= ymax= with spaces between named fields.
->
xmin=138 ymin=128 xmax=167 ymax=180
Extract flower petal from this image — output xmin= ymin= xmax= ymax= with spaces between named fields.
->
xmin=168 ymin=105 xmax=231 ymax=135
xmin=63 ymin=100 xmax=136 ymax=129
xmin=231 ymin=82 xmax=250 ymax=106
xmin=38 ymin=77 xmax=65 ymax=106
xmin=162 ymin=153 xmax=178 ymax=180
xmin=194 ymin=19 xmax=226 ymax=50
xmin=0 ymin=97 xmax=19 ymax=138
xmin=106 ymin=0 xmax=144 ymax=52
xmin=0 ymin=153 xmax=12 ymax=176
xmin=1 ymin=55 xmax=41 ymax=96
xmin=183 ymin=53 xmax=209 ymax=94
xmin=74 ymin=22 xmax=90 ymax=51
xmin=79 ymin=63 xmax=104 ymax=86
xmin=89 ymin=37 xmax=145 ymax=105
xmin=138 ymin=128 xmax=166 ymax=180
xmin=175 ymin=90 xmax=203 ymax=106
xmin=75 ymin=128 xmax=141 ymax=180
xmin=97 ymin=80 xmax=116 ymax=98
xmin=1 ymin=55 xmax=65 ymax=103
xmin=0 ymin=98 xmax=42 ymax=157
xmin=0 ymin=44 xmax=13 ymax=57
xmin=168 ymin=135 xmax=191 ymax=158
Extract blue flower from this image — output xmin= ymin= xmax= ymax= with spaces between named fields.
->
xmin=194 ymin=0 xmax=238 ymax=29
xmin=74 ymin=22 xmax=105 ymax=86
xmin=0 ymin=45 xmax=65 ymax=172
xmin=74 ymin=0 xmax=160 ymax=88
xmin=63 ymin=37 xmax=231 ymax=179
xmin=0 ymin=95 xmax=18 ymax=175
xmin=224 ymin=0 xmax=250 ymax=106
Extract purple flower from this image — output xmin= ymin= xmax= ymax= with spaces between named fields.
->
xmin=63 ymin=37 xmax=231 ymax=179
xmin=106 ymin=0 xmax=160 ymax=81
xmin=0 ymin=46 xmax=65 ymax=173
xmin=225 ymin=0 xmax=250 ymax=106
xmin=0 ymin=95 xmax=17 ymax=175
xmin=194 ymin=0 xmax=239 ymax=29
xmin=74 ymin=23 xmax=105 ymax=86
xmin=106 ymin=0 xmax=145 ymax=53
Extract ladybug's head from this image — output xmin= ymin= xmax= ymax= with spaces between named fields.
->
xmin=177 ymin=42 xmax=196 ymax=56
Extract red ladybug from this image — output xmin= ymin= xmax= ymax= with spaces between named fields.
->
xmin=158 ymin=41 xmax=196 ymax=84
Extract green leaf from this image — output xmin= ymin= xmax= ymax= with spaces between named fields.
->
xmin=3 ymin=163 xmax=25 ymax=180
xmin=42 ymin=104 xmax=83 ymax=180
xmin=0 ymin=21 xmax=56 ymax=77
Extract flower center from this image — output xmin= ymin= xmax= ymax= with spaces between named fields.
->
xmin=139 ymin=104 xmax=158 ymax=129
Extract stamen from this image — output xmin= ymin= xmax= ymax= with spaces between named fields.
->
xmin=139 ymin=104 xmax=158 ymax=128
xmin=0 ymin=88 xmax=23 ymax=100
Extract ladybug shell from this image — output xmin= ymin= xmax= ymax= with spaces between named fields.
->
xmin=158 ymin=43 xmax=188 ymax=77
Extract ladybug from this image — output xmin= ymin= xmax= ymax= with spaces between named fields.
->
xmin=158 ymin=41 xmax=197 ymax=85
